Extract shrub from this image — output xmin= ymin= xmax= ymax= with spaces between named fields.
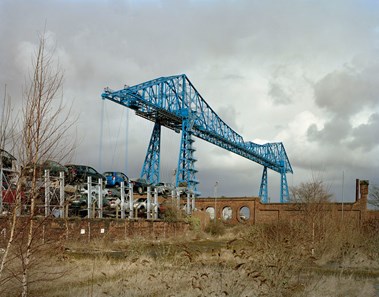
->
xmin=162 ymin=205 xmax=182 ymax=222
xmin=186 ymin=216 xmax=201 ymax=232
xmin=204 ymin=219 xmax=225 ymax=236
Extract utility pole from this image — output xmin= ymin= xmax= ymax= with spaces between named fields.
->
xmin=213 ymin=181 xmax=218 ymax=220
xmin=342 ymin=171 xmax=344 ymax=220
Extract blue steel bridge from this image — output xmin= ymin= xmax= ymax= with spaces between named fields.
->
xmin=101 ymin=74 xmax=293 ymax=203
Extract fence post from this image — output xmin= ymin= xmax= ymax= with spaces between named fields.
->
xmin=87 ymin=176 xmax=92 ymax=218
xmin=147 ymin=186 xmax=151 ymax=219
xmin=176 ymin=190 xmax=180 ymax=209
xmin=98 ymin=178 xmax=103 ymax=218
xmin=191 ymin=193 xmax=195 ymax=213
xmin=121 ymin=181 xmax=125 ymax=219
xmin=59 ymin=171 xmax=65 ymax=218
xmin=45 ymin=169 xmax=50 ymax=217
xmin=186 ymin=192 xmax=191 ymax=215
xmin=154 ymin=187 xmax=158 ymax=220
xmin=129 ymin=183 xmax=133 ymax=219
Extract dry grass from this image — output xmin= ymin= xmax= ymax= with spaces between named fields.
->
xmin=1 ymin=217 xmax=378 ymax=297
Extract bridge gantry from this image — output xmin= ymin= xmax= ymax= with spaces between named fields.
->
xmin=102 ymin=74 xmax=293 ymax=202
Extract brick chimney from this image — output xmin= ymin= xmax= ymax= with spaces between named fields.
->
xmin=359 ymin=180 xmax=369 ymax=209
xmin=356 ymin=179 xmax=360 ymax=202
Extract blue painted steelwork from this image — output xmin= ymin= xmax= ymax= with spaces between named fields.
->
xmin=102 ymin=74 xmax=293 ymax=201
xmin=280 ymin=169 xmax=290 ymax=203
xmin=176 ymin=116 xmax=198 ymax=193
xmin=259 ymin=167 xmax=268 ymax=203
xmin=140 ymin=122 xmax=161 ymax=184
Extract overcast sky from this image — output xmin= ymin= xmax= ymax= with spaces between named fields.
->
xmin=1 ymin=0 xmax=378 ymax=201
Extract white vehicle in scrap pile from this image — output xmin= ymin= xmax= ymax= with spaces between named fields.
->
xmin=154 ymin=182 xmax=175 ymax=197
xmin=80 ymin=187 xmax=110 ymax=198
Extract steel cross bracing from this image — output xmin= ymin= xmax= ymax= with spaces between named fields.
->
xmin=259 ymin=167 xmax=268 ymax=203
xmin=102 ymin=74 xmax=293 ymax=201
xmin=177 ymin=116 xmax=198 ymax=192
xmin=140 ymin=122 xmax=161 ymax=184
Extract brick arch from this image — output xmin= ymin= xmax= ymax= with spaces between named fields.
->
xmin=196 ymin=198 xmax=258 ymax=224
xmin=238 ymin=206 xmax=251 ymax=223
xmin=221 ymin=206 xmax=233 ymax=221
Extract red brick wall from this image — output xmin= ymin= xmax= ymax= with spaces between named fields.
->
xmin=0 ymin=217 xmax=189 ymax=246
xmin=195 ymin=180 xmax=375 ymax=225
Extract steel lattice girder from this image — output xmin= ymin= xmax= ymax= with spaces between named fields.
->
xmin=102 ymin=74 xmax=293 ymax=200
xmin=102 ymin=74 xmax=293 ymax=174
xmin=140 ymin=122 xmax=161 ymax=184
xmin=280 ymin=170 xmax=290 ymax=203
xmin=176 ymin=117 xmax=198 ymax=194
xmin=259 ymin=167 xmax=268 ymax=203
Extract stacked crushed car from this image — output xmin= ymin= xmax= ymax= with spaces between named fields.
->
xmin=0 ymin=149 xmax=188 ymax=219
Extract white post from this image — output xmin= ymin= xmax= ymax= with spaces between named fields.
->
xmin=59 ymin=172 xmax=65 ymax=218
xmin=147 ymin=186 xmax=151 ymax=219
xmin=154 ymin=187 xmax=158 ymax=220
xmin=129 ymin=182 xmax=133 ymax=219
xmin=87 ymin=176 xmax=92 ymax=218
xmin=176 ymin=190 xmax=180 ymax=209
xmin=186 ymin=192 xmax=191 ymax=215
xmin=191 ymin=193 xmax=195 ymax=212
xmin=44 ymin=169 xmax=50 ymax=217
xmin=120 ymin=181 xmax=125 ymax=219
xmin=98 ymin=178 xmax=103 ymax=218
xmin=214 ymin=181 xmax=218 ymax=220
xmin=342 ymin=170 xmax=344 ymax=220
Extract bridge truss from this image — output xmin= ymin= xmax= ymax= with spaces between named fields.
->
xmin=102 ymin=74 xmax=293 ymax=202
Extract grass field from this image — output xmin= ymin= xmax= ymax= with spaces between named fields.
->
xmin=1 ymin=217 xmax=378 ymax=297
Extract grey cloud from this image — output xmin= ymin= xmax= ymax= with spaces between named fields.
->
xmin=314 ymin=60 xmax=379 ymax=116
xmin=217 ymin=105 xmax=240 ymax=133
xmin=307 ymin=116 xmax=351 ymax=145
xmin=222 ymin=74 xmax=245 ymax=81
xmin=349 ymin=113 xmax=379 ymax=151
xmin=267 ymin=63 xmax=315 ymax=106
xmin=269 ymin=82 xmax=292 ymax=105
xmin=309 ymin=52 xmax=379 ymax=153
xmin=268 ymin=64 xmax=294 ymax=105
xmin=2 ymin=0 xmax=379 ymax=199
xmin=306 ymin=112 xmax=379 ymax=153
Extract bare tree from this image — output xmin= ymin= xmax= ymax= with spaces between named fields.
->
xmin=290 ymin=178 xmax=332 ymax=204
xmin=0 ymin=33 xmax=75 ymax=297
xmin=290 ymin=176 xmax=332 ymax=224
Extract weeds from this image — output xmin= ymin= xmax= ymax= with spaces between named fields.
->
xmin=204 ymin=219 xmax=226 ymax=236
xmin=1 ymin=216 xmax=377 ymax=297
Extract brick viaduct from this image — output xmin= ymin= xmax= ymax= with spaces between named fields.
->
xmin=194 ymin=179 xmax=378 ymax=225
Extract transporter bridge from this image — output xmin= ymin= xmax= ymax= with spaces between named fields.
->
xmin=102 ymin=74 xmax=293 ymax=202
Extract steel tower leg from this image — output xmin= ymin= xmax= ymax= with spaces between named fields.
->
xmin=140 ymin=122 xmax=161 ymax=185
xmin=280 ymin=171 xmax=290 ymax=203
xmin=259 ymin=166 xmax=268 ymax=203
xmin=176 ymin=118 xmax=198 ymax=194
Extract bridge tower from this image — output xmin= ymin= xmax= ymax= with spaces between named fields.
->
xmin=140 ymin=122 xmax=161 ymax=184
xmin=176 ymin=112 xmax=198 ymax=193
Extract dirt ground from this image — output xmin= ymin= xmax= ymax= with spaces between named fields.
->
xmin=1 ymin=220 xmax=379 ymax=297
